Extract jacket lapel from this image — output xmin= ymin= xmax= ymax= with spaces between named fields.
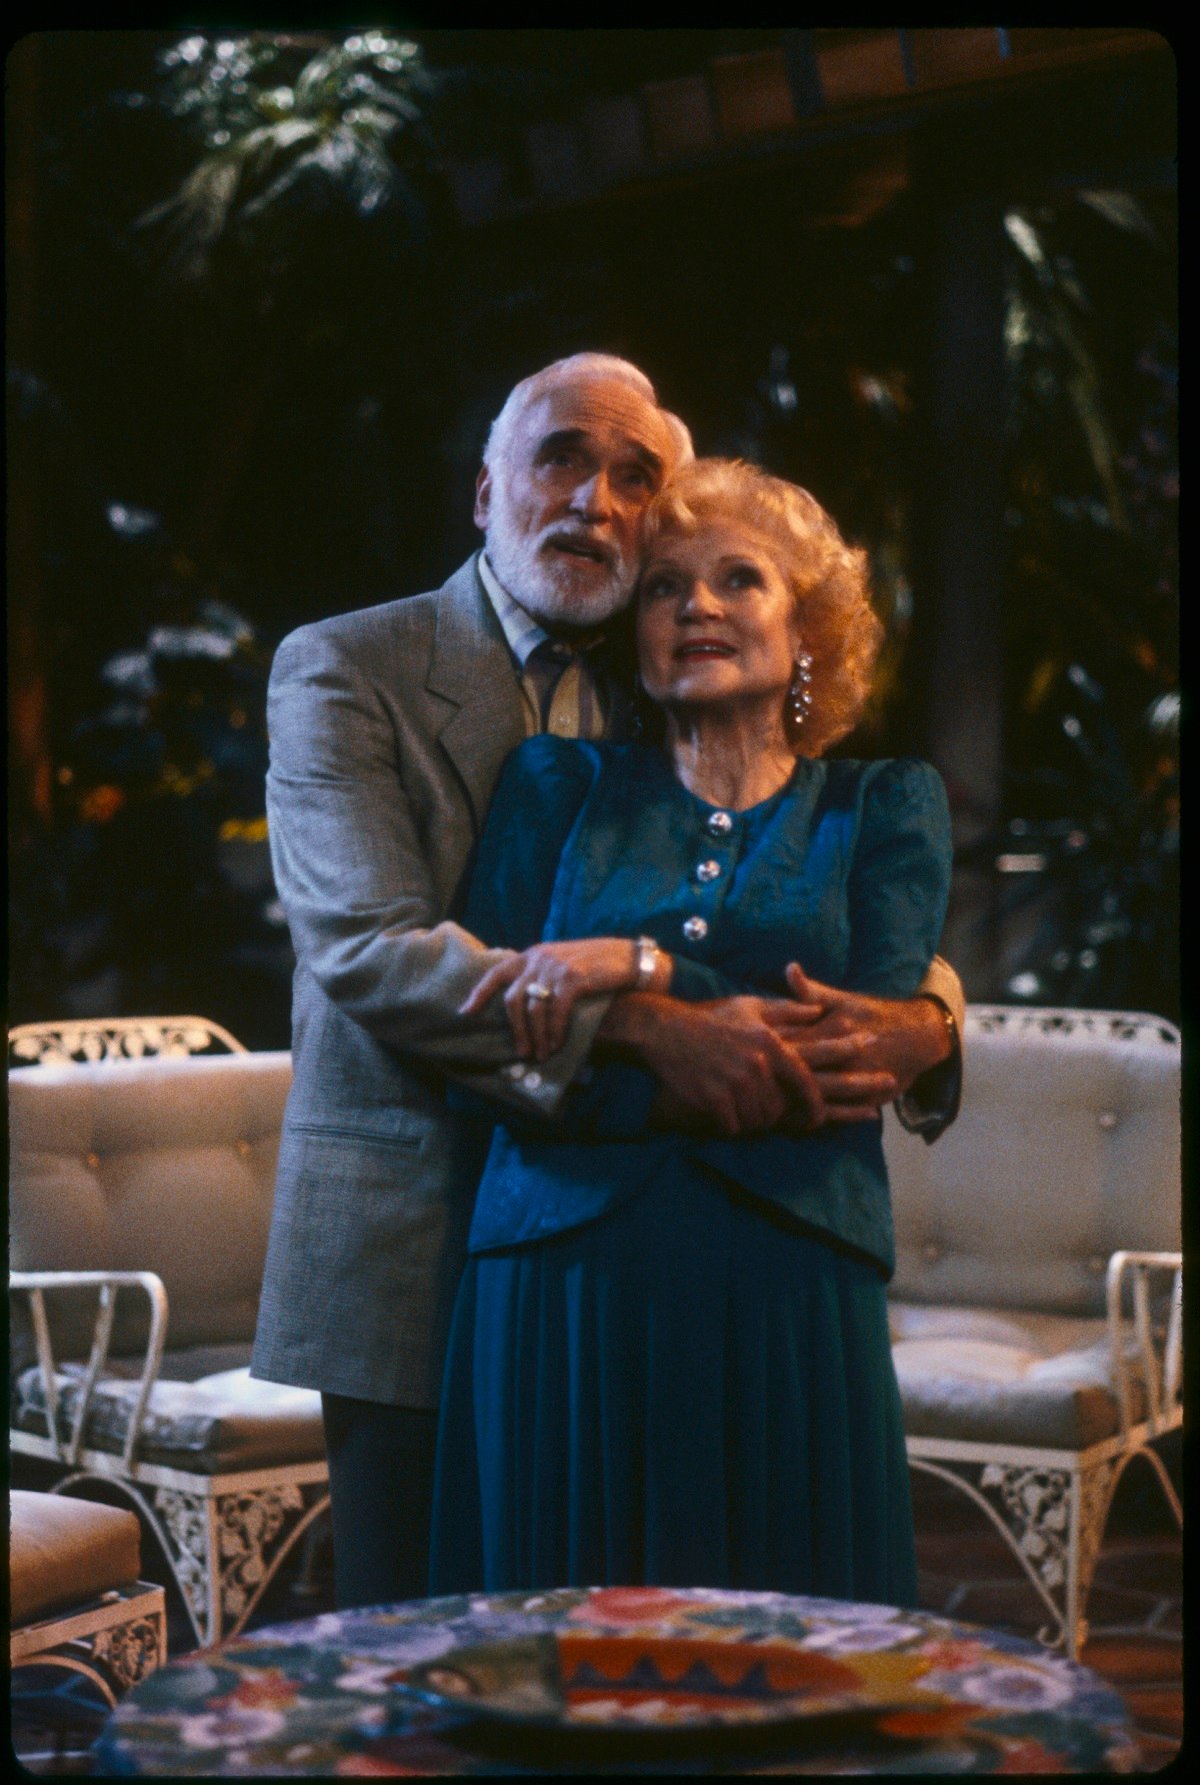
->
xmin=427 ymin=556 xmax=527 ymax=829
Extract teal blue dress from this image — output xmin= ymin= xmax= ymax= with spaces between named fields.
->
xmin=428 ymin=737 xmax=952 ymax=1603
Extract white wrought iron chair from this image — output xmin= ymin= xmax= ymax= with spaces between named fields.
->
xmin=9 ymin=1018 xmax=329 ymax=1651
xmin=884 ymin=1005 xmax=1182 ymax=1659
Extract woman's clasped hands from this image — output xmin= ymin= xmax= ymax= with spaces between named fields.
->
xmin=460 ymin=937 xmax=660 ymax=1062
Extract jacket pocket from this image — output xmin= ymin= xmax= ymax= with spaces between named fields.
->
xmin=288 ymin=1120 xmax=425 ymax=1151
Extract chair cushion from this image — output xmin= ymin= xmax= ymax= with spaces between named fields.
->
xmin=9 ymin=1050 xmax=293 ymax=1358
xmin=885 ymin=1008 xmax=1180 ymax=1317
xmin=889 ymin=1301 xmax=1150 ymax=1450
xmin=14 ymin=1364 xmax=326 ymax=1474
xmin=123 ymin=1341 xmax=255 ymax=1383
xmin=10 ymin=1489 xmax=142 ymax=1625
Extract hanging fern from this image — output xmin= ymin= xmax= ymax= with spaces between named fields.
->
xmin=135 ymin=31 xmax=435 ymax=281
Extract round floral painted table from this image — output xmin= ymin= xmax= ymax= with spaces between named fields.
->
xmin=96 ymin=1586 xmax=1140 ymax=1775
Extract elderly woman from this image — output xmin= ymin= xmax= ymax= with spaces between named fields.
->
xmin=428 ymin=459 xmax=951 ymax=1604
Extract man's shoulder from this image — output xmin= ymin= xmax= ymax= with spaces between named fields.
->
xmin=273 ymin=559 xmax=482 ymax=669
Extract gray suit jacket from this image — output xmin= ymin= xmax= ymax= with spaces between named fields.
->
xmin=250 ymin=557 xmax=609 ymax=1406
xmin=251 ymin=553 xmax=966 ymax=1408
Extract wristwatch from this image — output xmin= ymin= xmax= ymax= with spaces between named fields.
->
xmin=920 ymin=993 xmax=959 ymax=1065
xmin=634 ymin=935 xmax=661 ymax=990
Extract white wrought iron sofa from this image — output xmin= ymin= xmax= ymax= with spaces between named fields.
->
xmin=883 ymin=1005 xmax=1182 ymax=1659
xmin=9 ymin=1020 xmax=328 ymax=1651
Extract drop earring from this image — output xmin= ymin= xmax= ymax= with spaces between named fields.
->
xmin=786 ymin=650 xmax=814 ymax=739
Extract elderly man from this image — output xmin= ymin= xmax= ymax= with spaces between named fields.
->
xmin=252 ymin=352 xmax=963 ymax=1606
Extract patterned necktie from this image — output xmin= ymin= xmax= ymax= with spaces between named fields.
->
xmin=521 ymin=639 xmax=607 ymax=741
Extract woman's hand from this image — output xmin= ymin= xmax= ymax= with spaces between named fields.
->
xmin=460 ymin=939 xmax=665 ymax=1060
xmin=601 ymin=992 xmax=828 ymax=1136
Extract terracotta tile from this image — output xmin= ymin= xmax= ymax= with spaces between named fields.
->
xmin=1093 ymin=1548 xmax=1183 ymax=1592
xmin=914 ymin=1531 xmax=1014 ymax=1572
xmin=918 ymin=1560 xmax=1164 ymax=1632
xmin=910 ymin=1479 xmax=974 ymax=1518
xmin=1131 ymin=1732 xmax=1183 ymax=1768
xmin=1130 ymin=1722 xmax=1184 ymax=1750
xmin=916 ymin=1578 xmax=974 ymax=1615
xmin=1107 ymin=1702 xmax=1183 ymax=1744
xmin=1085 ymin=1581 xmax=1171 ymax=1623
xmin=1121 ymin=1687 xmax=1185 ymax=1719
xmin=940 ymin=1577 xmax=1056 ymax=1631
xmin=910 ymin=1470 xmax=1185 ymax=1714
xmin=1099 ymin=1523 xmax=1181 ymax=1550
xmin=1085 ymin=1649 xmax=1181 ymax=1683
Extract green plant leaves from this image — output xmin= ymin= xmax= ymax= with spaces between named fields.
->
xmin=135 ymin=31 xmax=435 ymax=281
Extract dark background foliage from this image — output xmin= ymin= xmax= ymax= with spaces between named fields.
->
xmin=8 ymin=29 xmax=1177 ymax=1046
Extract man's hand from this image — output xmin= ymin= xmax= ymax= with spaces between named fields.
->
xmin=598 ymin=993 xmax=896 ymax=1138
xmin=775 ymin=964 xmax=955 ymax=1102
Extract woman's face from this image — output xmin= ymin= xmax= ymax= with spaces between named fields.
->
xmin=636 ymin=519 xmax=802 ymax=724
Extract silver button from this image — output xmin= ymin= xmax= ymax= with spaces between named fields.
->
xmin=505 ymin=1061 xmax=526 ymax=1080
xmin=523 ymin=1069 xmax=543 ymax=1091
xmin=707 ymin=811 xmax=734 ymax=836
xmin=921 ymin=1242 xmax=941 ymax=1264
xmin=1098 ymin=1111 xmax=1118 ymax=1130
xmin=696 ymin=859 xmax=722 ymax=883
xmin=682 ymin=916 xmax=709 ymax=942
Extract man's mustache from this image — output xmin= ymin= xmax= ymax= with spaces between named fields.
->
xmin=539 ymin=529 xmax=621 ymax=571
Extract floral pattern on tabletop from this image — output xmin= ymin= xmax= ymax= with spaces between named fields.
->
xmin=96 ymin=1586 xmax=1141 ymax=1775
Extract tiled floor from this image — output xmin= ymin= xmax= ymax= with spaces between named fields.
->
xmin=12 ymin=1468 xmax=1182 ymax=1773
xmin=912 ymin=1467 xmax=1183 ymax=1770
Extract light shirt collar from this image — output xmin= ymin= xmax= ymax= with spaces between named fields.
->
xmin=478 ymin=552 xmax=551 ymax=670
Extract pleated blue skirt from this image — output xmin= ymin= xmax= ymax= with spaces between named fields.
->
xmin=428 ymin=1156 xmax=917 ymax=1606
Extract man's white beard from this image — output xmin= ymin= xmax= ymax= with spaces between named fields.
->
xmin=485 ymin=485 xmax=636 ymax=632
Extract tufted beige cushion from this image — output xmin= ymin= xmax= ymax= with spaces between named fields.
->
xmin=13 ymin=1363 xmax=325 ymax=1473
xmin=885 ymin=1011 xmax=1180 ymax=1318
xmin=889 ymin=1300 xmax=1149 ymax=1449
xmin=9 ymin=1051 xmax=293 ymax=1360
xmin=10 ymin=1490 xmax=142 ymax=1625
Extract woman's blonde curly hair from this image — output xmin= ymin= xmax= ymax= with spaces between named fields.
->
xmin=640 ymin=459 xmax=883 ymax=759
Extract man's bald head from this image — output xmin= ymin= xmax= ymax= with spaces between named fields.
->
xmin=484 ymin=353 xmax=693 ymax=478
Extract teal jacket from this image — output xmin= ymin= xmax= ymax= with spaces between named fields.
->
xmin=458 ymin=737 xmax=952 ymax=1278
